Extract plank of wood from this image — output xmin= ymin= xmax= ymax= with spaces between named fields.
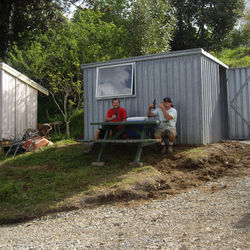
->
xmin=95 ymin=139 xmax=161 ymax=143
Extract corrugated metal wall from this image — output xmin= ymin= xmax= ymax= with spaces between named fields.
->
xmin=200 ymin=57 xmax=228 ymax=144
xmin=227 ymin=67 xmax=250 ymax=139
xmin=0 ymin=70 xmax=38 ymax=140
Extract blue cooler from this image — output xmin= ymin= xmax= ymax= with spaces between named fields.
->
xmin=126 ymin=117 xmax=150 ymax=137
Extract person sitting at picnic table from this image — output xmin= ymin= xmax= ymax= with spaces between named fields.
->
xmin=147 ymin=97 xmax=177 ymax=154
xmin=94 ymin=98 xmax=127 ymax=140
xmin=84 ymin=98 xmax=127 ymax=154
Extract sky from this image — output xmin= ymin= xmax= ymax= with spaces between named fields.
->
xmin=246 ymin=0 xmax=250 ymax=8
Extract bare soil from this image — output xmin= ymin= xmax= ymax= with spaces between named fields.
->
xmin=147 ymin=141 xmax=250 ymax=191
xmin=83 ymin=141 xmax=250 ymax=206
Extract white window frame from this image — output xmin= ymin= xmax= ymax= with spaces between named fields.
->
xmin=95 ymin=63 xmax=135 ymax=99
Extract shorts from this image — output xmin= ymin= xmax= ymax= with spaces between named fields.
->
xmin=154 ymin=127 xmax=177 ymax=138
xmin=99 ymin=128 xmax=106 ymax=139
xmin=98 ymin=127 xmax=125 ymax=139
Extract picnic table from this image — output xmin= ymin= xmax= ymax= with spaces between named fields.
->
xmin=90 ymin=120 xmax=161 ymax=165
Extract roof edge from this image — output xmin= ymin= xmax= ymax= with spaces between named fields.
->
xmin=200 ymin=49 xmax=229 ymax=69
xmin=0 ymin=62 xmax=49 ymax=95
xmin=81 ymin=48 xmax=229 ymax=69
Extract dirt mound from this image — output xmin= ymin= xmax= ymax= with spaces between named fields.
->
xmin=146 ymin=141 xmax=250 ymax=193
xmin=84 ymin=141 xmax=250 ymax=205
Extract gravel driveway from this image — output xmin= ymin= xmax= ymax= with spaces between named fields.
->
xmin=0 ymin=170 xmax=249 ymax=249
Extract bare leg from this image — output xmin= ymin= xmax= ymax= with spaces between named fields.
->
xmin=84 ymin=129 xmax=100 ymax=154
xmin=94 ymin=129 xmax=101 ymax=140
xmin=168 ymin=133 xmax=175 ymax=143
xmin=154 ymin=133 xmax=166 ymax=153
xmin=154 ymin=133 xmax=162 ymax=140
xmin=168 ymin=133 xmax=175 ymax=154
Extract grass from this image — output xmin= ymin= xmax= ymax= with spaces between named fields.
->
xmin=180 ymin=146 xmax=208 ymax=159
xmin=0 ymin=141 xmax=159 ymax=223
xmin=0 ymin=140 xmax=217 ymax=224
xmin=211 ymin=46 xmax=250 ymax=68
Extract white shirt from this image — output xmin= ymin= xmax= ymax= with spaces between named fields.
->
xmin=152 ymin=107 xmax=177 ymax=129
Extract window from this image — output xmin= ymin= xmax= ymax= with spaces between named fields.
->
xmin=96 ymin=63 xmax=135 ymax=98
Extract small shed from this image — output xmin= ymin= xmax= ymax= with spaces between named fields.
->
xmin=81 ymin=48 xmax=231 ymax=145
xmin=0 ymin=62 xmax=49 ymax=141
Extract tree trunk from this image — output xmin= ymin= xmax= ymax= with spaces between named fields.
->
xmin=65 ymin=121 xmax=70 ymax=139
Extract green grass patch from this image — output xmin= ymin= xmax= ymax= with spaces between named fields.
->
xmin=0 ymin=141 xmax=154 ymax=223
xmin=211 ymin=46 xmax=250 ymax=68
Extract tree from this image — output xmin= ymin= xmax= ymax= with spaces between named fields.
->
xmin=72 ymin=8 xmax=129 ymax=61
xmin=128 ymin=0 xmax=176 ymax=55
xmin=8 ymin=19 xmax=83 ymax=138
xmin=7 ymin=9 xmax=126 ymax=138
xmin=171 ymin=0 xmax=245 ymax=51
xmin=0 ymin=0 xmax=77 ymax=60
xmin=79 ymin=0 xmax=176 ymax=56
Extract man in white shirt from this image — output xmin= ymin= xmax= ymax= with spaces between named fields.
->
xmin=147 ymin=97 xmax=177 ymax=154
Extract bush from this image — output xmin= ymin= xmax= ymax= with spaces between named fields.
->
xmin=211 ymin=46 xmax=250 ymax=68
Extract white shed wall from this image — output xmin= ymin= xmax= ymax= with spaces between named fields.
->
xmin=0 ymin=66 xmax=39 ymax=141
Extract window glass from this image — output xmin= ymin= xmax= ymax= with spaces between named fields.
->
xmin=96 ymin=63 xmax=134 ymax=98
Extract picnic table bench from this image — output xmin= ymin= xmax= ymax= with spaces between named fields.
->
xmin=89 ymin=120 xmax=161 ymax=165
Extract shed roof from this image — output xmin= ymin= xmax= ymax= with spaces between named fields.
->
xmin=81 ymin=48 xmax=229 ymax=70
xmin=0 ymin=62 xmax=49 ymax=95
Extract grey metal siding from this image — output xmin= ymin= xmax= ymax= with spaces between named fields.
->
xmin=200 ymin=57 xmax=225 ymax=144
xmin=83 ymin=53 xmax=205 ymax=144
xmin=227 ymin=67 xmax=250 ymax=139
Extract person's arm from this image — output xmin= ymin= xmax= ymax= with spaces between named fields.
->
xmin=159 ymin=103 xmax=173 ymax=120
xmin=121 ymin=109 xmax=127 ymax=121
xmin=104 ymin=109 xmax=116 ymax=122
xmin=147 ymin=103 xmax=156 ymax=117
xmin=104 ymin=115 xmax=116 ymax=122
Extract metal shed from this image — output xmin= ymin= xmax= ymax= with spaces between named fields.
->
xmin=227 ymin=67 xmax=250 ymax=140
xmin=81 ymin=48 xmax=230 ymax=145
xmin=0 ymin=62 xmax=49 ymax=141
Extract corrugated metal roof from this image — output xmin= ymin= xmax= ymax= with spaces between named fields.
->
xmin=81 ymin=48 xmax=229 ymax=70
xmin=0 ymin=62 xmax=49 ymax=96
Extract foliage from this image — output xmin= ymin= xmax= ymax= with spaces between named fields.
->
xmin=0 ymin=0 xmax=77 ymax=60
xmin=171 ymin=0 xmax=245 ymax=51
xmin=80 ymin=0 xmax=176 ymax=56
xmin=211 ymin=46 xmax=250 ymax=68
xmin=72 ymin=8 xmax=128 ymax=61
xmin=69 ymin=109 xmax=84 ymax=139
xmin=7 ymin=9 xmax=127 ymax=138
xmin=127 ymin=0 xmax=176 ymax=55
xmin=83 ymin=0 xmax=132 ymax=24
xmin=222 ymin=7 xmax=250 ymax=48
xmin=7 ymin=18 xmax=83 ymax=138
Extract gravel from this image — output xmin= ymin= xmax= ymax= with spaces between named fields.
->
xmin=0 ymin=171 xmax=249 ymax=249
